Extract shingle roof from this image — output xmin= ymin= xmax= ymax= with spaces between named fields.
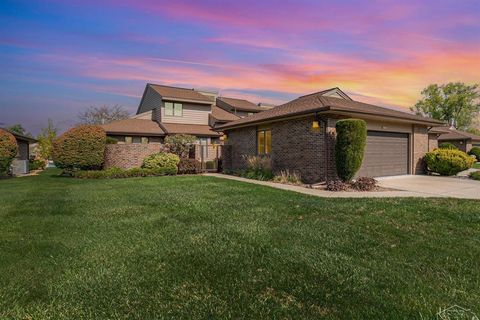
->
xmin=149 ymin=84 xmax=213 ymax=104
xmin=211 ymin=106 xmax=240 ymax=122
xmin=161 ymin=123 xmax=221 ymax=136
xmin=438 ymin=129 xmax=480 ymax=141
xmin=217 ymin=93 xmax=444 ymax=130
xmin=101 ymin=119 xmax=165 ymax=136
xmin=216 ymin=96 xmax=265 ymax=112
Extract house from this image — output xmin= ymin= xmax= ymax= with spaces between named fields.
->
xmin=437 ymin=129 xmax=480 ymax=152
xmin=217 ymin=88 xmax=445 ymax=183
xmin=7 ymin=131 xmax=37 ymax=175
xmin=101 ymin=83 xmax=266 ymax=145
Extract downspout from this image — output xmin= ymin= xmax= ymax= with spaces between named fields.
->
xmin=315 ymin=112 xmax=330 ymax=182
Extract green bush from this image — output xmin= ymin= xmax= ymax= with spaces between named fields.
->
xmin=468 ymin=147 xmax=480 ymax=161
xmin=142 ymin=152 xmax=180 ymax=172
xmin=106 ymin=136 xmax=118 ymax=144
xmin=240 ymin=155 xmax=273 ymax=180
xmin=205 ymin=160 xmax=216 ymax=170
xmin=439 ymin=142 xmax=458 ymax=150
xmin=0 ymin=129 xmax=18 ymax=176
xmin=29 ymin=159 xmax=46 ymax=171
xmin=424 ymin=148 xmax=475 ymax=176
xmin=164 ymin=134 xmax=197 ymax=158
xmin=53 ymin=125 xmax=106 ymax=171
xmin=74 ymin=166 xmax=177 ymax=179
xmin=178 ymin=158 xmax=201 ymax=174
xmin=335 ymin=119 xmax=367 ymax=182
xmin=470 ymin=171 xmax=480 ymax=181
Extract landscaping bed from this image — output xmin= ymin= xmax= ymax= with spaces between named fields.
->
xmin=0 ymin=169 xmax=479 ymax=319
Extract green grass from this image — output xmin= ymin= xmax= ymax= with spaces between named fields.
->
xmin=1 ymin=169 xmax=479 ymax=319
xmin=473 ymin=162 xmax=480 ymax=169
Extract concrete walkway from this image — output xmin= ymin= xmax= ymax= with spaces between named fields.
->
xmin=203 ymin=173 xmax=445 ymax=199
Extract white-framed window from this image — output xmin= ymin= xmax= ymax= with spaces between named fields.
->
xmin=165 ymin=102 xmax=183 ymax=116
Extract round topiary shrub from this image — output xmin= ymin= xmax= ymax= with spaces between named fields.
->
xmin=439 ymin=142 xmax=458 ymax=150
xmin=424 ymin=148 xmax=475 ymax=176
xmin=142 ymin=152 xmax=180 ymax=172
xmin=335 ymin=119 xmax=367 ymax=182
xmin=53 ymin=125 xmax=106 ymax=171
xmin=0 ymin=129 xmax=18 ymax=176
xmin=468 ymin=147 xmax=480 ymax=161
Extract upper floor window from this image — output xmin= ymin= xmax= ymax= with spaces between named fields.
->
xmin=257 ymin=128 xmax=272 ymax=155
xmin=165 ymin=102 xmax=183 ymax=117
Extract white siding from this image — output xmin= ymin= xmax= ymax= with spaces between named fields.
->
xmin=161 ymin=102 xmax=211 ymax=125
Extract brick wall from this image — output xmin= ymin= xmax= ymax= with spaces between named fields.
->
xmin=224 ymin=127 xmax=257 ymax=170
xmin=412 ymin=125 xmax=428 ymax=174
xmin=428 ymin=133 xmax=439 ymax=151
xmin=104 ymin=143 xmax=168 ymax=169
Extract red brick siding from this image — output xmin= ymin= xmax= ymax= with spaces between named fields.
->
xmin=224 ymin=127 xmax=257 ymax=170
xmin=104 ymin=143 xmax=168 ymax=169
xmin=412 ymin=125 xmax=428 ymax=174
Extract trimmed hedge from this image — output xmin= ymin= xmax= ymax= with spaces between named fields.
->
xmin=468 ymin=147 xmax=480 ymax=161
xmin=53 ymin=125 xmax=106 ymax=171
xmin=0 ymin=129 xmax=18 ymax=176
xmin=74 ymin=167 xmax=177 ymax=179
xmin=178 ymin=158 xmax=201 ymax=174
xmin=424 ymin=148 xmax=475 ymax=176
xmin=335 ymin=119 xmax=367 ymax=182
xmin=142 ymin=152 xmax=180 ymax=172
xmin=439 ymin=142 xmax=458 ymax=150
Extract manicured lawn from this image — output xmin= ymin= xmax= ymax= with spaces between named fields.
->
xmin=473 ymin=162 xmax=480 ymax=169
xmin=1 ymin=169 xmax=479 ymax=319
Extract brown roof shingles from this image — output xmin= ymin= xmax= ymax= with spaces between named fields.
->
xmin=149 ymin=84 xmax=213 ymax=103
xmin=211 ymin=106 xmax=240 ymax=122
xmin=217 ymin=96 xmax=266 ymax=112
xmin=438 ymin=130 xmax=480 ymax=141
xmin=217 ymin=93 xmax=445 ymax=130
xmin=101 ymin=119 xmax=165 ymax=136
xmin=161 ymin=123 xmax=221 ymax=136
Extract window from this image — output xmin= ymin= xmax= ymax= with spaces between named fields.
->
xmin=141 ymin=137 xmax=149 ymax=144
xmin=132 ymin=137 xmax=141 ymax=144
xmin=257 ymin=128 xmax=272 ymax=155
xmin=165 ymin=102 xmax=183 ymax=116
xmin=125 ymin=136 xmax=132 ymax=144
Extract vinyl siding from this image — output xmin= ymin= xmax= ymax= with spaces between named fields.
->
xmin=161 ymin=102 xmax=211 ymax=125
xmin=138 ymin=87 xmax=162 ymax=114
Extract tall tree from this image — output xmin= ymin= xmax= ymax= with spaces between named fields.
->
xmin=78 ymin=105 xmax=130 ymax=125
xmin=7 ymin=123 xmax=31 ymax=136
xmin=37 ymin=119 xmax=58 ymax=160
xmin=411 ymin=82 xmax=480 ymax=129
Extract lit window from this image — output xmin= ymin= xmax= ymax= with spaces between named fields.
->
xmin=141 ymin=137 xmax=149 ymax=144
xmin=257 ymin=128 xmax=272 ymax=155
xmin=165 ymin=102 xmax=183 ymax=116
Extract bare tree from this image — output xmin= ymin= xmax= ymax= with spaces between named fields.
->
xmin=78 ymin=105 xmax=130 ymax=125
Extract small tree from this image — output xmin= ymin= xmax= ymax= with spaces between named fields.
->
xmin=334 ymin=119 xmax=367 ymax=182
xmin=53 ymin=125 xmax=106 ymax=171
xmin=0 ymin=129 xmax=18 ymax=176
xmin=78 ymin=105 xmax=130 ymax=125
xmin=37 ymin=119 xmax=58 ymax=161
xmin=164 ymin=134 xmax=197 ymax=158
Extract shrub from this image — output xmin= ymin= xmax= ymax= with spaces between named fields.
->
xmin=178 ymin=158 xmax=201 ymax=174
xmin=273 ymin=170 xmax=302 ymax=185
xmin=205 ymin=160 xmax=216 ymax=170
xmin=326 ymin=180 xmax=349 ymax=191
xmin=0 ymin=129 xmax=18 ymax=176
xmin=468 ymin=147 xmax=480 ymax=161
xmin=424 ymin=148 xmax=475 ymax=176
xmin=242 ymin=155 xmax=273 ymax=180
xmin=73 ymin=166 xmax=176 ymax=179
xmin=53 ymin=125 xmax=106 ymax=171
xmin=439 ymin=142 xmax=458 ymax=150
xmin=164 ymin=134 xmax=197 ymax=158
xmin=29 ymin=159 xmax=46 ymax=171
xmin=470 ymin=171 xmax=480 ymax=181
xmin=351 ymin=177 xmax=377 ymax=191
xmin=106 ymin=136 xmax=118 ymax=144
xmin=142 ymin=152 xmax=180 ymax=172
xmin=335 ymin=119 xmax=367 ymax=182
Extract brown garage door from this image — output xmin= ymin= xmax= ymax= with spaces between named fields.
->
xmin=357 ymin=131 xmax=409 ymax=177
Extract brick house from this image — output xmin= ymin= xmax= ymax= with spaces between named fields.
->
xmin=217 ymin=89 xmax=445 ymax=183
xmin=437 ymin=129 xmax=480 ymax=152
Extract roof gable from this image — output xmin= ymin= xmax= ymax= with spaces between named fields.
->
xmin=149 ymin=84 xmax=213 ymax=104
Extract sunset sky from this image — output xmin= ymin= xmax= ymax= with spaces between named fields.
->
xmin=1 ymin=0 xmax=479 ymax=134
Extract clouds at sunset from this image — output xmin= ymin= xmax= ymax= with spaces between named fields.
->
xmin=0 ymin=0 xmax=479 ymax=133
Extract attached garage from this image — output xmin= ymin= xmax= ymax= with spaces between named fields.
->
xmin=357 ymin=131 xmax=409 ymax=177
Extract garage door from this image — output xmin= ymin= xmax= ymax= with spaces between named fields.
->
xmin=357 ymin=131 xmax=409 ymax=177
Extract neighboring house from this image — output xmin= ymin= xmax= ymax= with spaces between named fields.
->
xmin=216 ymin=96 xmax=272 ymax=118
xmin=217 ymin=89 xmax=445 ymax=183
xmin=102 ymin=83 xmax=264 ymax=145
xmin=7 ymin=131 xmax=37 ymax=175
xmin=438 ymin=129 xmax=480 ymax=152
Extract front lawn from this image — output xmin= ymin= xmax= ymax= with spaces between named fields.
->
xmin=1 ymin=170 xmax=479 ymax=319
xmin=473 ymin=162 xmax=480 ymax=169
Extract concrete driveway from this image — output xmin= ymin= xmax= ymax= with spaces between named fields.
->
xmin=377 ymin=175 xmax=480 ymax=199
